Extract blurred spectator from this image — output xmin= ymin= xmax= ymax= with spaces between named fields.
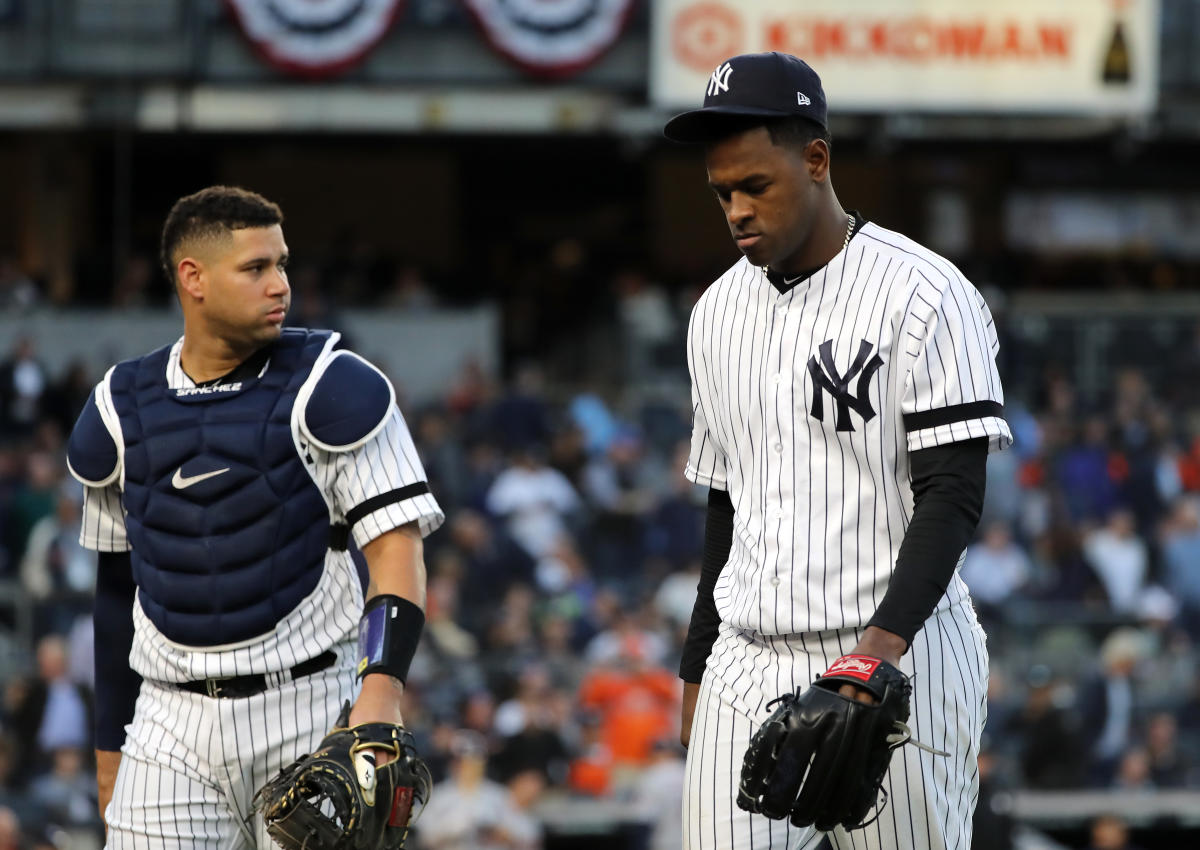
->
xmin=485 ymin=448 xmax=580 ymax=560
xmin=615 ymin=267 xmax=676 ymax=380
xmin=534 ymin=614 xmax=586 ymax=691
xmin=489 ymin=365 xmax=551 ymax=453
xmin=960 ymin=521 xmax=1031 ymax=629
xmin=584 ymin=608 xmax=669 ymax=669
xmin=446 ymin=510 xmax=535 ymax=632
xmin=445 ymin=359 xmax=495 ymax=421
xmin=1087 ymin=814 xmax=1145 ymax=850
xmin=1161 ymin=497 xmax=1200 ymax=638
xmin=1144 ymin=712 xmax=1189 ymax=787
xmin=492 ymin=769 xmax=544 ymax=850
xmin=567 ymin=710 xmax=613 ymax=797
xmin=20 ymin=483 xmax=96 ymax=637
xmin=569 ymin=393 xmax=620 ymax=458
xmin=980 ymin=433 xmax=1023 ymax=528
xmin=1082 ymin=509 xmax=1148 ymax=615
xmin=1031 ymin=525 xmax=1107 ymax=605
xmin=4 ymin=451 xmax=61 ymax=575
xmin=418 ymin=731 xmax=510 ymax=850
xmin=490 ymin=678 xmax=570 ymax=786
xmin=380 ymin=264 xmax=437 ymax=311
xmin=0 ymin=337 xmax=47 ymax=439
xmin=7 ymin=635 xmax=92 ymax=784
xmin=1004 ymin=665 xmax=1084 ymax=788
xmin=110 ymin=254 xmax=154 ymax=308
xmin=0 ymin=738 xmax=35 ymax=823
xmin=580 ymin=427 xmax=653 ymax=581
xmin=0 ymin=807 xmax=21 ymax=850
xmin=424 ymin=564 xmax=478 ymax=661
xmin=1081 ymin=628 xmax=1147 ymax=784
xmin=66 ymin=615 xmax=94 ymax=692
xmin=630 ymin=739 xmax=686 ymax=850
xmin=653 ymin=560 xmax=700 ymax=631
xmin=40 ymin=359 xmax=92 ymax=438
xmin=1055 ymin=416 xmax=1120 ymax=524
xmin=27 ymin=747 xmax=98 ymax=829
xmin=1112 ymin=746 xmax=1153 ymax=790
xmin=643 ymin=440 xmax=704 ymax=569
xmin=0 ymin=257 xmax=39 ymax=311
xmin=416 ymin=409 xmax=468 ymax=515
xmin=577 ymin=637 xmax=677 ymax=773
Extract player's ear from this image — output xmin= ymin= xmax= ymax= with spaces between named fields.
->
xmin=805 ymin=138 xmax=830 ymax=184
xmin=176 ymin=256 xmax=205 ymax=302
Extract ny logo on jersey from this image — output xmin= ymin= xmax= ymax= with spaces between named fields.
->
xmin=807 ymin=339 xmax=885 ymax=432
xmin=708 ymin=62 xmax=733 ymax=97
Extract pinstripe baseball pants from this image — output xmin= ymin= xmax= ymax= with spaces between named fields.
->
xmin=683 ymin=602 xmax=988 ymax=850
xmin=104 ymin=642 xmax=357 ymax=850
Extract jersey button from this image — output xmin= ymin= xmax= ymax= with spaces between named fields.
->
xmin=772 ymin=373 xmax=783 ymax=384
xmin=769 ymin=576 xmax=781 ymax=586
xmin=773 ymin=443 xmax=783 ymax=453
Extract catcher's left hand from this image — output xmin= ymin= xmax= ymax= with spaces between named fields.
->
xmin=735 ymin=655 xmax=917 ymax=832
xmin=253 ymin=702 xmax=430 ymax=850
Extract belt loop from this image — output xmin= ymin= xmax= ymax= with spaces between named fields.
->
xmin=206 ymin=679 xmax=222 ymax=699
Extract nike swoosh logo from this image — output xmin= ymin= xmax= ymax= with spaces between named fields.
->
xmin=171 ymin=467 xmax=231 ymax=489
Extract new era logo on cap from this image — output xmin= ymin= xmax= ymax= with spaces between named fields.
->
xmin=663 ymin=51 xmax=829 ymax=144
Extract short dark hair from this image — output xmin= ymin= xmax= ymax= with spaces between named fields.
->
xmin=702 ymin=115 xmax=832 ymax=152
xmin=764 ymin=116 xmax=832 ymax=151
xmin=159 ymin=186 xmax=283 ymax=286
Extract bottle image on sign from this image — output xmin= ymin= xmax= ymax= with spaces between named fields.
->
xmin=1102 ymin=18 xmax=1131 ymax=84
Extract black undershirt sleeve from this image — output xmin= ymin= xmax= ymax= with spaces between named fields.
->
xmin=866 ymin=437 xmax=989 ymax=647
xmin=679 ymin=488 xmax=734 ymax=684
xmin=94 ymin=551 xmax=143 ymax=751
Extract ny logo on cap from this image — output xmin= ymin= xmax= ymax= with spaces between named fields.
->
xmin=707 ymin=62 xmax=733 ymax=97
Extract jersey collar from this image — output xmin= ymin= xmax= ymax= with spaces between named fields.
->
xmin=764 ymin=211 xmax=865 ymax=295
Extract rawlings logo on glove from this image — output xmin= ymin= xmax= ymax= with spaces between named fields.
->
xmin=253 ymin=702 xmax=430 ymax=850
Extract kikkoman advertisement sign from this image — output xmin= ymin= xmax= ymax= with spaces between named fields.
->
xmin=651 ymin=0 xmax=1159 ymax=115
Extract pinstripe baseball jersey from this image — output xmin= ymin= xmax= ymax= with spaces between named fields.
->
xmin=684 ymin=219 xmax=1012 ymax=637
xmin=78 ymin=335 xmax=443 ymax=683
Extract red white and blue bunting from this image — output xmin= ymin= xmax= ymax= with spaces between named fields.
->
xmin=225 ymin=0 xmax=406 ymax=78
xmin=464 ymin=0 xmax=637 ymax=79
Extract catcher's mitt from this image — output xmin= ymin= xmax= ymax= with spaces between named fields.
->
xmin=735 ymin=654 xmax=935 ymax=832
xmin=253 ymin=702 xmax=430 ymax=850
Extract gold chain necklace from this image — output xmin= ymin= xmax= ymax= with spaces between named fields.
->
xmin=765 ymin=213 xmax=855 ymax=282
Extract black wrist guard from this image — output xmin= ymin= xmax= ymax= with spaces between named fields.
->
xmin=356 ymin=594 xmax=425 ymax=684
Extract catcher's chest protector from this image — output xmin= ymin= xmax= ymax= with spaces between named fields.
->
xmin=108 ymin=329 xmax=333 ymax=646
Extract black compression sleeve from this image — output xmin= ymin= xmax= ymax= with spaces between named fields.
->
xmin=679 ymin=488 xmax=734 ymax=683
xmin=94 ymin=551 xmax=142 ymax=751
xmin=866 ymin=438 xmax=988 ymax=647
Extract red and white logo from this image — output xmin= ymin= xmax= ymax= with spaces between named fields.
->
xmin=824 ymin=654 xmax=880 ymax=682
xmin=225 ymin=0 xmax=406 ymax=78
xmin=465 ymin=0 xmax=637 ymax=79
xmin=672 ymin=2 xmax=743 ymax=72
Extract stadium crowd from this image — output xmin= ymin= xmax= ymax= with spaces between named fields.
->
xmin=1 ymin=257 xmax=1199 ymax=850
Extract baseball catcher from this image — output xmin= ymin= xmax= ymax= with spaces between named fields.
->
xmin=254 ymin=701 xmax=431 ymax=850
xmin=736 ymin=654 xmax=943 ymax=832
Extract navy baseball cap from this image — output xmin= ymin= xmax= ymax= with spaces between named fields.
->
xmin=663 ymin=52 xmax=827 ymax=144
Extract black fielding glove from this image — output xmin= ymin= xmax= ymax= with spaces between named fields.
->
xmin=253 ymin=702 xmax=431 ymax=850
xmin=736 ymin=655 xmax=917 ymax=831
